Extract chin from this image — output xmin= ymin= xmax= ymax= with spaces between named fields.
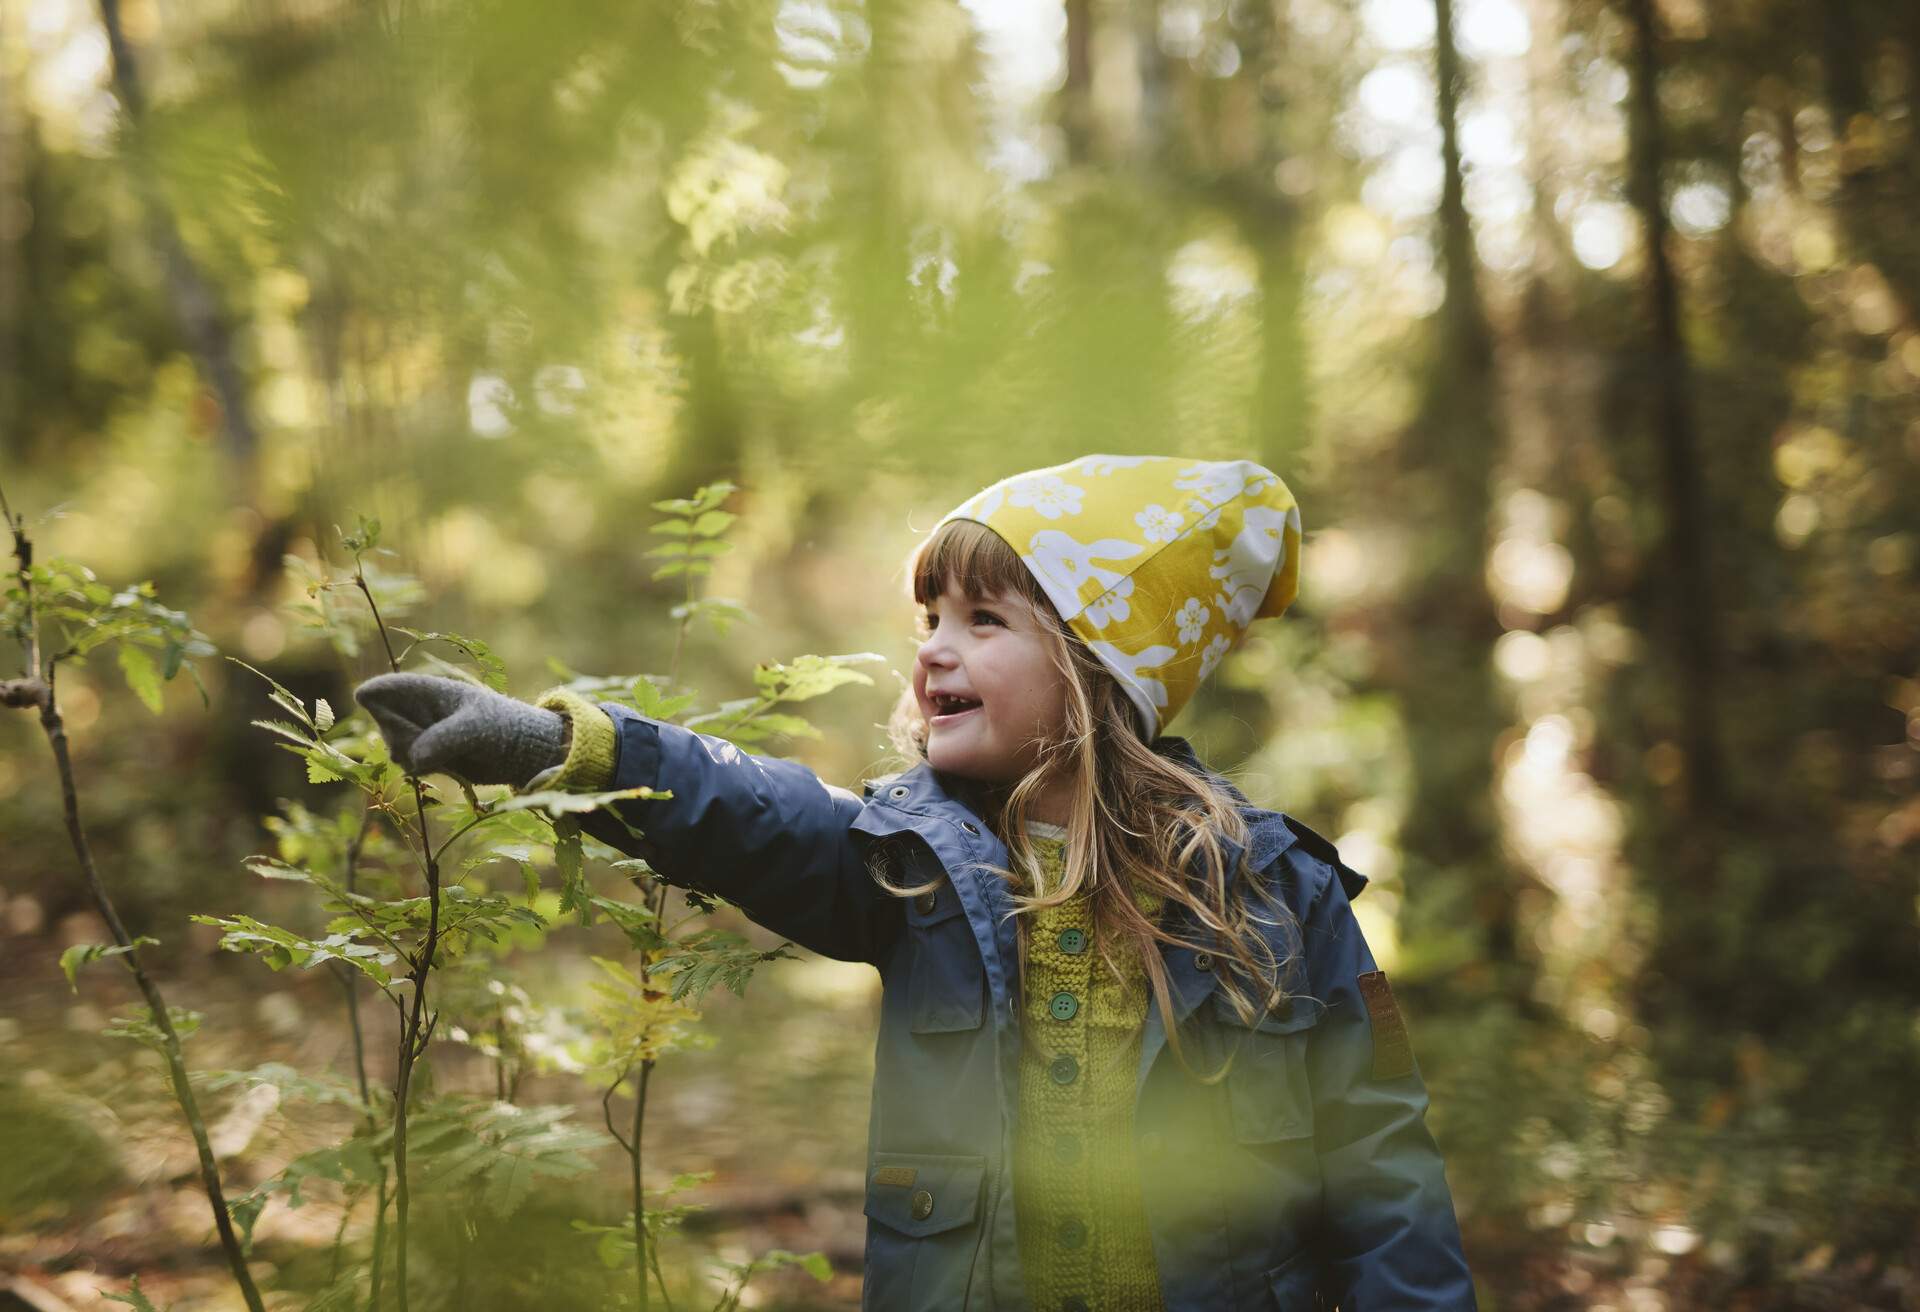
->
xmin=926 ymin=736 xmax=989 ymax=778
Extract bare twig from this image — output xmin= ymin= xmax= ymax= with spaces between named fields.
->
xmin=335 ymin=802 xmax=391 ymax=1310
xmin=628 ymin=874 xmax=676 ymax=1312
xmin=355 ymin=562 xmax=440 ymax=1312
xmin=602 ymin=1075 xmax=633 ymax=1156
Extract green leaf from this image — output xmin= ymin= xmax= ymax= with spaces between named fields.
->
xmin=262 ymin=1136 xmax=386 ymax=1208
xmin=554 ymin=817 xmax=588 ymax=925
xmin=644 ymin=541 xmax=690 ymax=558
xmin=391 ymin=628 xmax=509 ymax=691
xmin=690 ymin=509 xmax=737 ymax=537
xmin=118 ymin=644 xmax=164 ymax=713
xmin=752 ymin=652 xmax=883 ymax=703
xmin=59 ymin=937 xmax=159 ymax=991
xmin=624 ymin=675 xmax=698 ymax=721
xmin=228 ymin=657 xmax=314 ymax=726
xmin=194 ymin=1063 xmax=367 ymax=1110
xmin=589 ymin=896 xmax=665 ymax=953
xmin=408 ymin=1099 xmax=611 ymax=1217
xmin=250 ymin=717 xmax=313 ymax=747
xmin=668 ymin=597 xmax=754 ymax=638
xmin=651 ymin=561 xmax=688 ymax=580
xmin=596 ymin=1229 xmax=630 ymax=1269
xmin=229 ymin=1190 xmax=268 ymax=1256
xmin=191 ymin=914 xmax=397 ymax=987
xmin=650 ymin=480 xmax=736 ymax=516
xmin=314 ymin=698 xmax=335 ymax=732
xmin=655 ymin=932 xmax=799 ymax=1002
xmin=104 ymin=1006 xmax=202 ymax=1050
xmin=648 ymin=519 xmax=694 ymax=536
xmin=487 ymin=785 xmax=668 ymax=817
xmin=103 ymin=1276 xmax=161 ymax=1312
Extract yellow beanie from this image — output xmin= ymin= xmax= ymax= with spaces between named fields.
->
xmin=935 ymin=454 xmax=1302 ymax=740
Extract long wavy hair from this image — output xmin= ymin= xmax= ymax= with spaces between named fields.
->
xmin=878 ymin=517 xmax=1305 ymax=1073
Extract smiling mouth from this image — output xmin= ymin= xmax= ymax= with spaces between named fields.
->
xmin=930 ymin=695 xmax=983 ymax=724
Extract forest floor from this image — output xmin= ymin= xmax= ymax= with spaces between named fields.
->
xmin=0 ymin=908 xmax=1913 ymax=1311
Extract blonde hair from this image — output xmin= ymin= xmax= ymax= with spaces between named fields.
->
xmin=879 ymin=518 xmax=1305 ymax=1076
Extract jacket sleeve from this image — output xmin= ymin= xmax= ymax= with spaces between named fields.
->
xmin=1291 ymin=845 xmax=1479 ymax=1310
xmin=565 ymin=702 xmax=903 ymax=966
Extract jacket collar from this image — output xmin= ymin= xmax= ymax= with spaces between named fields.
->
xmin=854 ymin=740 xmax=1310 ymax=1101
xmin=856 ymin=736 xmax=1299 ymax=890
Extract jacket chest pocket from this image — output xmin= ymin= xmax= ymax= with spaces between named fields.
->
xmin=906 ymin=881 xmax=986 ymax=1033
xmin=870 ymin=837 xmax=985 ymax=1035
xmin=1211 ymin=990 xmax=1325 ymax=1144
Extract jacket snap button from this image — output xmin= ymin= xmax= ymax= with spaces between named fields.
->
xmin=1193 ymin=951 xmax=1214 ymax=972
xmin=1048 ymin=992 xmax=1079 ymax=1021
xmin=1058 ymin=1217 xmax=1086 ymax=1250
xmin=1049 ymin=1054 xmax=1078 ymax=1085
xmin=913 ymin=890 xmax=937 ymax=915
xmin=1063 ymin=1300 xmax=1090 ymax=1312
xmin=910 ymin=1189 xmax=934 ymax=1221
xmin=1057 ymin=927 xmax=1086 ymax=955
xmin=890 ymin=785 xmax=909 ymax=799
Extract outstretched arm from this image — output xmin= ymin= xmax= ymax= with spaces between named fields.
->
xmin=545 ymin=694 xmax=902 ymax=966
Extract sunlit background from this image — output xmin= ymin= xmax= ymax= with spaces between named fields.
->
xmin=2 ymin=0 xmax=1917 ymax=1307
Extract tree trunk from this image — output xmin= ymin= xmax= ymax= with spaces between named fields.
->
xmin=1376 ymin=0 xmax=1521 ymax=987
xmin=1622 ymin=0 xmax=1724 ymax=826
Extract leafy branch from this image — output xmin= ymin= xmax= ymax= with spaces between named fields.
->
xmin=0 ymin=480 xmax=266 ymax=1312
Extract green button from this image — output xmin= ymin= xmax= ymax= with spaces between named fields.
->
xmin=1049 ymin=1054 xmax=1078 ymax=1085
xmin=1048 ymin=991 xmax=1079 ymax=1021
xmin=1057 ymin=927 xmax=1086 ymax=955
xmin=1063 ymin=1300 xmax=1089 ymax=1312
xmin=1059 ymin=1217 xmax=1086 ymax=1250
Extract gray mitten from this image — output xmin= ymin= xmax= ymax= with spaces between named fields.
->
xmin=353 ymin=673 xmax=568 ymax=788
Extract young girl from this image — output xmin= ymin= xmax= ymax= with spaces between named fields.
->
xmin=357 ymin=454 xmax=1478 ymax=1311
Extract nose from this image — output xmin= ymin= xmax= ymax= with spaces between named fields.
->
xmin=916 ymin=636 xmax=951 ymax=672
xmin=915 ymin=626 xmax=957 ymax=675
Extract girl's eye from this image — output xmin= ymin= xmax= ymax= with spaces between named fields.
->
xmin=918 ymin=608 xmax=1005 ymax=633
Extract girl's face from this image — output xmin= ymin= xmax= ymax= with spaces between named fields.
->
xmin=912 ymin=583 xmax=1071 ymax=787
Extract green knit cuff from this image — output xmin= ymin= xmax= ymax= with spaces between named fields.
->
xmin=530 ymin=687 xmax=618 ymax=792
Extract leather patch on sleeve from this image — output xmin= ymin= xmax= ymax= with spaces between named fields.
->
xmin=1357 ymin=970 xmax=1415 ymax=1080
xmin=871 ymin=1166 xmax=917 ymax=1188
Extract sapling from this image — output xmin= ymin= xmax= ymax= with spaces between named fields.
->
xmin=0 ymin=482 xmax=266 ymax=1312
xmin=544 ymin=481 xmax=873 ymax=1310
xmin=213 ymin=486 xmax=861 ymax=1310
xmin=209 ymin=515 xmax=651 ymax=1311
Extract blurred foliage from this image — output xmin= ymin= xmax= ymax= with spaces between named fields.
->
xmin=2 ymin=0 xmax=1917 ymax=1307
xmin=0 ymin=1075 xmax=125 ymax=1228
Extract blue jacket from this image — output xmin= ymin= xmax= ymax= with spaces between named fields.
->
xmin=576 ymin=704 xmax=1479 ymax=1311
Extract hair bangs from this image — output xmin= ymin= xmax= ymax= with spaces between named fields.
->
xmin=911 ymin=518 xmax=1046 ymax=611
